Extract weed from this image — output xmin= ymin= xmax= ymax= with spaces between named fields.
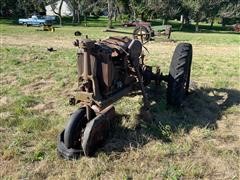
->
xmin=162 ymin=164 xmax=184 ymax=180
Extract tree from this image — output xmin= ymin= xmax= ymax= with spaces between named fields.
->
xmin=182 ymin=0 xmax=209 ymax=32
xmin=219 ymin=0 xmax=240 ymax=27
xmin=66 ymin=0 xmax=103 ymax=25
xmin=149 ymin=0 xmax=180 ymax=25
xmin=112 ymin=0 xmax=130 ymax=22
xmin=66 ymin=0 xmax=81 ymax=24
xmin=179 ymin=0 xmax=191 ymax=30
xmin=83 ymin=0 xmax=104 ymax=26
xmin=108 ymin=0 xmax=114 ymax=28
xmin=0 ymin=0 xmax=18 ymax=17
xmin=206 ymin=0 xmax=223 ymax=28
xmin=1 ymin=0 xmax=46 ymax=17
xmin=128 ymin=0 xmax=151 ymax=21
xmin=47 ymin=0 xmax=64 ymax=26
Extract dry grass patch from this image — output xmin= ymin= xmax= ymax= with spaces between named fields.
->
xmin=21 ymin=79 xmax=56 ymax=95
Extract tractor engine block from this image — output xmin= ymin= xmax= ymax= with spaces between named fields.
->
xmin=75 ymin=36 xmax=142 ymax=105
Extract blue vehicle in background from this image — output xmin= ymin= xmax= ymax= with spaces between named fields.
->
xmin=18 ymin=15 xmax=56 ymax=26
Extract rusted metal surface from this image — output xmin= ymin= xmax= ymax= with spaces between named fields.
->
xmin=74 ymin=35 xmax=169 ymax=114
xmin=81 ymin=105 xmax=115 ymax=156
xmin=76 ymin=37 xmax=134 ymax=102
xmin=133 ymin=26 xmax=152 ymax=43
xmin=105 ymin=29 xmax=134 ymax=35
xmin=105 ymin=24 xmax=172 ymax=43
xmin=105 ymin=28 xmax=152 ymax=43
xmin=122 ymin=20 xmax=151 ymax=27
xmin=153 ymin=25 xmax=172 ymax=39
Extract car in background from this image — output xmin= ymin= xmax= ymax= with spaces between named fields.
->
xmin=18 ymin=15 xmax=55 ymax=26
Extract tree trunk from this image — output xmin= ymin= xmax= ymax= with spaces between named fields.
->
xmin=58 ymin=15 xmax=62 ymax=26
xmin=76 ymin=6 xmax=80 ymax=24
xmin=77 ymin=0 xmax=81 ymax=24
xmin=108 ymin=0 xmax=113 ymax=28
xmin=150 ymin=13 xmax=154 ymax=20
xmin=165 ymin=18 xmax=168 ymax=25
xmin=58 ymin=0 xmax=63 ymax=26
xmin=210 ymin=17 xmax=214 ymax=29
xmin=114 ymin=9 xmax=117 ymax=22
xmin=195 ymin=20 xmax=199 ymax=32
xmin=24 ymin=7 xmax=28 ymax=17
xmin=132 ymin=8 xmax=136 ymax=20
xmin=84 ymin=14 xmax=87 ymax=27
xmin=162 ymin=18 xmax=166 ymax=25
xmin=51 ymin=0 xmax=64 ymax=26
xmin=77 ymin=11 xmax=80 ymax=24
xmin=185 ymin=16 xmax=190 ymax=25
xmin=222 ymin=17 xmax=226 ymax=27
xmin=72 ymin=9 xmax=75 ymax=23
xmin=141 ymin=12 xmax=144 ymax=21
xmin=180 ymin=14 xmax=184 ymax=30
xmin=71 ymin=0 xmax=78 ymax=24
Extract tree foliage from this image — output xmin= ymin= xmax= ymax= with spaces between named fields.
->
xmin=0 ymin=0 xmax=45 ymax=17
xmin=219 ymin=0 xmax=240 ymax=21
xmin=0 ymin=0 xmax=239 ymax=31
xmin=149 ymin=0 xmax=181 ymax=24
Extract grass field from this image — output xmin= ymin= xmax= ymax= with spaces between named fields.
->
xmin=0 ymin=18 xmax=240 ymax=179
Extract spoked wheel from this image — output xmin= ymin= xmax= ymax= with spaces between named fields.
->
xmin=133 ymin=25 xmax=151 ymax=44
xmin=167 ymin=43 xmax=193 ymax=107
xmin=63 ymin=107 xmax=95 ymax=149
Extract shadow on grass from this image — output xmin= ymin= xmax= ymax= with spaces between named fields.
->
xmin=101 ymin=85 xmax=240 ymax=155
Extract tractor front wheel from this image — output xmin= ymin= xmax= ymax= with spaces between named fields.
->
xmin=167 ymin=43 xmax=192 ymax=107
xmin=63 ymin=107 xmax=93 ymax=149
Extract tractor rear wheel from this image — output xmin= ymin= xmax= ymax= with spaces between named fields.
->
xmin=64 ymin=107 xmax=94 ymax=149
xmin=167 ymin=43 xmax=192 ymax=107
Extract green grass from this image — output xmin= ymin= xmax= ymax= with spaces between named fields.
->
xmin=0 ymin=18 xmax=239 ymax=179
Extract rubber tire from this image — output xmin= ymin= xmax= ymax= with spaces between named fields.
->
xmin=167 ymin=43 xmax=192 ymax=107
xmin=64 ymin=107 xmax=89 ymax=149
xmin=24 ymin=23 xmax=29 ymax=27
xmin=133 ymin=26 xmax=150 ymax=43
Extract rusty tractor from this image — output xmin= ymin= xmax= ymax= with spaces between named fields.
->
xmin=57 ymin=35 xmax=192 ymax=159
